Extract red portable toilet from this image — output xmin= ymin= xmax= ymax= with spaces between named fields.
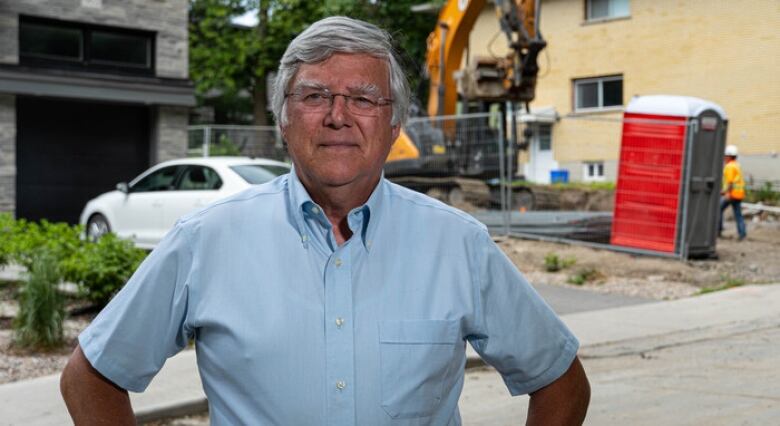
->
xmin=610 ymin=95 xmax=728 ymax=258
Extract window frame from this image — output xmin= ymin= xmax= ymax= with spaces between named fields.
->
xmin=585 ymin=0 xmax=631 ymax=23
xmin=582 ymin=161 xmax=606 ymax=182
xmin=177 ymin=165 xmax=223 ymax=191
xmin=130 ymin=165 xmax=184 ymax=193
xmin=19 ymin=15 xmax=155 ymax=76
xmin=573 ymin=75 xmax=624 ymax=113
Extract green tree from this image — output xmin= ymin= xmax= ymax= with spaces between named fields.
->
xmin=189 ymin=0 xmax=325 ymax=125
xmin=189 ymin=0 xmax=438 ymax=125
xmin=322 ymin=0 xmax=441 ymax=104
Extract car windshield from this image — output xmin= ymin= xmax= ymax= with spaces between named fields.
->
xmin=230 ymin=164 xmax=290 ymax=184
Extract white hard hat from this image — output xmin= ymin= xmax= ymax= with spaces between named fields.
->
xmin=724 ymin=145 xmax=738 ymax=156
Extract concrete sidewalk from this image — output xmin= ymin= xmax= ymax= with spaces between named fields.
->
xmin=1 ymin=284 xmax=778 ymax=425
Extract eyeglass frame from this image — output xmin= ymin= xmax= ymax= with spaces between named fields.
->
xmin=284 ymin=88 xmax=394 ymax=117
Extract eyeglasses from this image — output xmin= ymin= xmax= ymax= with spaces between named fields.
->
xmin=285 ymin=89 xmax=393 ymax=117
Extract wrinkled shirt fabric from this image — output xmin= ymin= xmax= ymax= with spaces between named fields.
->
xmin=80 ymin=170 xmax=579 ymax=425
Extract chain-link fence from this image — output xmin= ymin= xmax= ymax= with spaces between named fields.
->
xmin=189 ymin=108 xmax=740 ymax=259
xmin=188 ymin=125 xmax=287 ymax=161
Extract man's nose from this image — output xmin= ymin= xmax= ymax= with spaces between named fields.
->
xmin=323 ymin=95 xmax=353 ymax=128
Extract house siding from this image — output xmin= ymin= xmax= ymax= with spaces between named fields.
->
xmin=468 ymin=0 xmax=780 ymax=182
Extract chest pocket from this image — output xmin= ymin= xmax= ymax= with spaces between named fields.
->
xmin=379 ymin=319 xmax=459 ymax=419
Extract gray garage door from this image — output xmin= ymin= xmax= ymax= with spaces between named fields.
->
xmin=16 ymin=96 xmax=150 ymax=224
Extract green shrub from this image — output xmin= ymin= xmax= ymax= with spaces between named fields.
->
xmin=61 ymin=233 xmax=147 ymax=305
xmin=746 ymin=181 xmax=779 ymax=205
xmin=210 ymin=134 xmax=242 ymax=156
xmin=544 ymin=252 xmax=576 ymax=272
xmin=0 ymin=212 xmax=15 ymax=268
xmin=567 ymin=268 xmax=600 ymax=286
xmin=13 ymin=250 xmax=65 ymax=349
xmin=8 ymin=219 xmax=84 ymax=271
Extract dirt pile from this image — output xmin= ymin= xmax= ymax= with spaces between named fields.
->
xmin=500 ymin=219 xmax=780 ymax=300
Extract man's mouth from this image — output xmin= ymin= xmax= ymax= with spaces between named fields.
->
xmin=318 ymin=141 xmax=359 ymax=149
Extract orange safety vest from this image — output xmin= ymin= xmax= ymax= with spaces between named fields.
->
xmin=722 ymin=160 xmax=745 ymax=200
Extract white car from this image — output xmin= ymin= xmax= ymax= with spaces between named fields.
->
xmin=80 ymin=157 xmax=290 ymax=249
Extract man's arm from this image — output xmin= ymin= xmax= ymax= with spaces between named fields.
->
xmin=526 ymin=356 xmax=590 ymax=426
xmin=60 ymin=344 xmax=135 ymax=425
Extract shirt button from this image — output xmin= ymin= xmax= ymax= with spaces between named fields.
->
xmin=335 ymin=258 xmax=343 ymax=267
xmin=335 ymin=317 xmax=345 ymax=328
xmin=336 ymin=380 xmax=346 ymax=390
xmin=311 ymin=206 xmax=320 ymax=214
xmin=302 ymin=235 xmax=309 ymax=242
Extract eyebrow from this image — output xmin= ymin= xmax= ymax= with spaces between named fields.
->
xmin=291 ymin=80 xmax=385 ymax=97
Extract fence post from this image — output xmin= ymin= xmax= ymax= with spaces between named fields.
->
xmin=497 ymin=108 xmax=509 ymax=236
xmin=203 ymin=126 xmax=211 ymax=158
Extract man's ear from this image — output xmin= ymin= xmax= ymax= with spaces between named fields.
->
xmin=391 ymin=123 xmax=401 ymax=142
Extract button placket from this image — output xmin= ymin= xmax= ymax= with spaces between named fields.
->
xmin=324 ymin=246 xmax=355 ymax=425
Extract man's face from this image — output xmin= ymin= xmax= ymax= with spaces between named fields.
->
xmin=281 ymin=53 xmax=400 ymax=192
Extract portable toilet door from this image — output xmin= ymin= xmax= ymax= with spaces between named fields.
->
xmin=610 ymin=95 xmax=728 ymax=258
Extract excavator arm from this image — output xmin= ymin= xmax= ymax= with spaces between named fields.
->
xmin=425 ymin=0 xmax=545 ymax=117
xmin=386 ymin=0 xmax=546 ymax=210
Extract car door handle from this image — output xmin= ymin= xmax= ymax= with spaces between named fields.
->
xmin=152 ymin=201 xmax=163 ymax=207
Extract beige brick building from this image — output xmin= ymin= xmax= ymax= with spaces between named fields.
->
xmin=466 ymin=0 xmax=779 ymax=184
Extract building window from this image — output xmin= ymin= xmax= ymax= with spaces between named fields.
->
xmin=583 ymin=162 xmax=605 ymax=182
xmin=586 ymin=0 xmax=630 ymax=21
xmin=19 ymin=16 xmax=154 ymax=75
xmin=574 ymin=75 xmax=623 ymax=112
xmin=538 ymin=125 xmax=552 ymax=151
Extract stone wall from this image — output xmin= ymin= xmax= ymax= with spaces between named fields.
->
xmin=0 ymin=0 xmax=188 ymax=78
xmin=0 ymin=95 xmax=15 ymax=215
xmin=155 ymin=106 xmax=189 ymax=162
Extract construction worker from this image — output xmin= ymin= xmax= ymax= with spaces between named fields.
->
xmin=719 ymin=144 xmax=747 ymax=240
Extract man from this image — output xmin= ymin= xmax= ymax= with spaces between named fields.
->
xmin=61 ymin=17 xmax=589 ymax=425
xmin=719 ymin=144 xmax=747 ymax=240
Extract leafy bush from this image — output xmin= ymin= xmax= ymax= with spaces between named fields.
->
xmin=13 ymin=250 xmax=65 ymax=349
xmin=61 ymin=233 xmax=148 ymax=305
xmin=544 ymin=252 xmax=576 ymax=272
xmin=6 ymin=218 xmax=84 ymax=271
xmin=1 ymin=214 xmax=146 ymax=305
xmin=0 ymin=212 xmax=15 ymax=268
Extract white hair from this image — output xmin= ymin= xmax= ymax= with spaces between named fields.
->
xmin=271 ymin=16 xmax=410 ymax=127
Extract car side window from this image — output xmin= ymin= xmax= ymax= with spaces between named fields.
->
xmin=130 ymin=166 xmax=183 ymax=192
xmin=178 ymin=166 xmax=222 ymax=191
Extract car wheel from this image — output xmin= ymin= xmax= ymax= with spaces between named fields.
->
xmin=86 ymin=214 xmax=111 ymax=242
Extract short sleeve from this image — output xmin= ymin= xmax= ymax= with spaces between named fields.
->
xmin=78 ymin=222 xmax=195 ymax=392
xmin=467 ymin=231 xmax=579 ymax=396
xmin=723 ymin=164 xmax=735 ymax=183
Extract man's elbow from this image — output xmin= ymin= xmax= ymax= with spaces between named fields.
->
xmin=527 ymin=356 xmax=591 ymax=425
xmin=59 ymin=344 xmax=135 ymax=424
xmin=60 ymin=349 xmax=80 ymax=404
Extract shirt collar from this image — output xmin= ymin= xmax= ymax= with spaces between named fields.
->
xmin=287 ymin=165 xmax=384 ymax=251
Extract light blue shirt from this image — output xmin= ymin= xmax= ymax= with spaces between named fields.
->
xmin=80 ymin=170 xmax=579 ymax=425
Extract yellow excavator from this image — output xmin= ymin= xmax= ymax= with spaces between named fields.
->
xmin=384 ymin=0 xmax=546 ymax=208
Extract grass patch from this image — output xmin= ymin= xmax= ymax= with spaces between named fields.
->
xmin=745 ymin=181 xmax=779 ymax=206
xmin=544 ymin=252 xmax=576 ymax=272
xmin=567 ymin=268 xmax=601 ymax=286
xmin=698 ymin=277 xmax=746 ymax=295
